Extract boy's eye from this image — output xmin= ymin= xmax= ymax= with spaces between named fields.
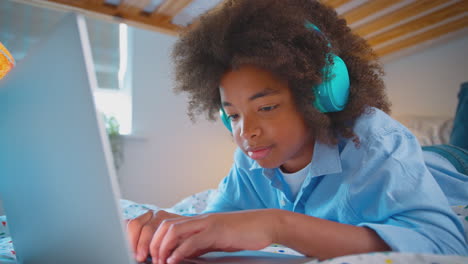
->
xmin=259 ymin=105 xmax=279 ymax=112
xmin=227 ymin=114 xmax=239 ymax=121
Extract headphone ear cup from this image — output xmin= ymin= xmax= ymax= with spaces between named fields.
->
xmin=313 ymin=54 xmax=350 ymax=113
xmin=219 ymin=108 xmax=233 ymax=132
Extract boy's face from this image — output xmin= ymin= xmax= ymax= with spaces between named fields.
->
xmin=220 ymin=65 xmax=315 ymax=173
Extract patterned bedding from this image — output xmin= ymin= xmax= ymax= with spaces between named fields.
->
xmin=1 ymin=189 xmax=467 ymax=263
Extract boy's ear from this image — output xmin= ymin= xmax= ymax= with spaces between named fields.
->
xmin=304 ymin=21 xmax=350 ymax=113
xmin=313 ymin=54 xmax=350 ymax=113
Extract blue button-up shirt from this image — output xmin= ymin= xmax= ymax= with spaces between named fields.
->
xmin=203 ymin=108 xmax=468 ymax=255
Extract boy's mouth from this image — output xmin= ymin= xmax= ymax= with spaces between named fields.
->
xmin=246 ymin=146 xmax=272 ymax=160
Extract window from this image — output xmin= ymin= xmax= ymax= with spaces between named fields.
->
xmin=86 ymin=17 xmax=133 ymax=135
xmin=0 ymin=0 xmax=133 ymax=135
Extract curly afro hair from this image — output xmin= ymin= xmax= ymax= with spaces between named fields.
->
xmin=171 ymin=0 xmax=391 ymax=145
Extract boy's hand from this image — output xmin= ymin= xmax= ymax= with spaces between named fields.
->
xmin=150 ymin=209 xmax=278 ymax=264
xmin=127 ymin=210 xmax=183 ymax=263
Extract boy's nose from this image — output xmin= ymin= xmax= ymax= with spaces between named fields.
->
xmin=239 ymin=118 xmax=261 ymax=139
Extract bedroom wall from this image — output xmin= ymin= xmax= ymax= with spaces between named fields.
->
xmin=117 ymin=27 xmax=237 ymax=208
xmin=383 ymin=34 xmax=468 ymax=118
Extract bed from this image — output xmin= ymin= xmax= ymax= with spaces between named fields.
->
xmin=1 ymin=186 xmax=467 ymax=263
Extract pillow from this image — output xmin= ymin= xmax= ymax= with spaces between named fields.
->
xmin=394 ymin=115 xmax=453 ymax=146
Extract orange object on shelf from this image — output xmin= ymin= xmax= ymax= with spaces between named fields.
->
xmin=0 ymin=42 xmax=15 ymax=80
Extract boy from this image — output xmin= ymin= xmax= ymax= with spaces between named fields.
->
xmin=128 ymin=1 xmax=468 ymax=263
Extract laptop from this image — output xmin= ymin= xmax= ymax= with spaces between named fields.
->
xmin=0 ymin=13 xmax=315 ymax=264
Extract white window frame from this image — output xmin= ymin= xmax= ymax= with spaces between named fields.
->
xmin=91 ymin=23 xmax=133 ymax=135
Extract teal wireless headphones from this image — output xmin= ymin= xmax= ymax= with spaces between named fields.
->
xmin=220 ymin=21 xmax=350 ymax=132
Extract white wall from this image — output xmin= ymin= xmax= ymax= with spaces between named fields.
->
xmin=117 ymin=27 xmax=236 ymax=208
xmin=383 ymin=34 xmax=468 ymax=117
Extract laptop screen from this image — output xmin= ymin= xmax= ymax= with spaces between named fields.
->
xmin=0 ymin=14 xmax=135 ymax=264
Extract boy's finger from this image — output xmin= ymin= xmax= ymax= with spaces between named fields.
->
xmin=157 ymin=218 xmax=207 ymax=264
xmin=148 ymin=218 xmax=175 ymax=262
xmin=135 ymin=219 xmax=162 ymax=262
xmin=127 ymin=211 xmax=153 ymax=256
xmin=166 ymin=233 xmax=210 ymax=264
xmin=149 ymin=217 xmax=188 ymax=262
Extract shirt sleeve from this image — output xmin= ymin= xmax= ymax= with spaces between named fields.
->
xmin=202 ymin=149 xmax=267 ymax=213
xmin=201 ymin=165 xmax=243 ymax=213
xmin=345 ymin=129 xmax=468 ymax=255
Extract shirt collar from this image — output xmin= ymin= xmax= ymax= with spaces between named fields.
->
xmin=309 ymin=141 xmax=342 ymax=177
xmin=248 ymin=141 xmax=343 ymax=177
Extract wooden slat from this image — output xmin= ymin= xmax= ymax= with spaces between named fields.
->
xmin=320 ymin=0 xmax=352 ymax=9
xmin=353 ymin=0 xmax=450 ymax=37
xmin=88 ymin=0 xmax=102 ymax=5
xmin=118 ymin=0 xmax=150 ymax=16
xmin=145 ymin=0 xmax=192 ymax=28
xmin=41 ymin=0 xmax=181 ymax=35
xmin=375 ymin=15 xmax=468 ymax=57
xmin=366 ymin=1 xmax=468 ymax=46
xmin=155 ymin=0 xmax=192 ymax=17
xmin=27 ymin=0 xmax=467 ymax=57
xmin=341 ymin=0 xmax=403 ymax=25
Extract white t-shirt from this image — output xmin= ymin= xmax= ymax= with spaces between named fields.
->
xmin=280 ymin=163 xmax=311 ymax=199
